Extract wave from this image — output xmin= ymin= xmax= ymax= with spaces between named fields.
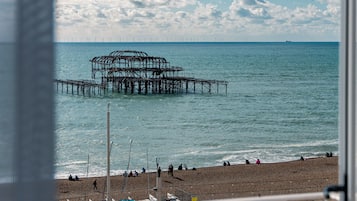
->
xmin=254 ymin=139 xmax=338 ymax=149
xmin=55 ymin=160 xmax=89 ymax=167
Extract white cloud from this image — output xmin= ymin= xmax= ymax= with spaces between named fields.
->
xmin=221 ymin=0 xmax=339 ymax=41
xmin=54 ymin=0 xmax=340 ymax=42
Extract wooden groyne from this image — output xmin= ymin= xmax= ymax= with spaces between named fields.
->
xmin=55 ymin=50 xmax=228 ymax=96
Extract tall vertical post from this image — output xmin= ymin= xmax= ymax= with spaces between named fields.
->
xmin=344 ymin=0 xmax=356 ymax=200
xmin=156 ymin=166 xmax=161 ymax=201
xmin=107 ymin=103 xmax=111 ymax=201
xmin=147 ymin=148 xmax=149 ymax=196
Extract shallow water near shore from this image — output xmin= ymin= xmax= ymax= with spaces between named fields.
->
xmin=55 ymin=42 xmax=339 ymax=179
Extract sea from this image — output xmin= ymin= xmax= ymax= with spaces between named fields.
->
xmin=55 ymin=42 xmax=339 ymax=179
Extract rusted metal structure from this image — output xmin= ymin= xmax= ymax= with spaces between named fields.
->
xmin=55 ymin=50 xmax=228 ymax=96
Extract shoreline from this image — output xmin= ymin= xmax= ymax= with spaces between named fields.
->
xmin=56 ymin=156 xmax=338 ymax=201
xmin=54 ymin=154 xmax=337 ymax=180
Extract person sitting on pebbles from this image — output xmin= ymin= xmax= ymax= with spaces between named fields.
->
xmin=256 ymin=159 xmax=261 ymax=165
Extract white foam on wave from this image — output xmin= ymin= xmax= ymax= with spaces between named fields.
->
xmin=253 ymin=139 xmax=338 ymax=149
xmin=55 ymin=160 xmax=88 ymax=167
xmin=55 ymin=168 xmax=157 ymax=179
xmin=182 ymin=148 xmax=258 ymax=157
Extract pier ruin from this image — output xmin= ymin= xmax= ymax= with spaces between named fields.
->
xmin=55 ymin=50 xmax=228 ymax=96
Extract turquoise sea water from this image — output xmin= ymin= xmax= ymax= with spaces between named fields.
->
xmin=55 ymin=42 xmax=339 ymax=178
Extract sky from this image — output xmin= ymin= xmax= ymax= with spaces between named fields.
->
xmin=0 ymin=0 xmax=340 ymax=42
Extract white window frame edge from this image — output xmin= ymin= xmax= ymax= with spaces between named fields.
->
xmin=336 ymin=0 xmax=355 ymax=200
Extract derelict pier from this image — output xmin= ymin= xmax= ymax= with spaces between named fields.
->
xmin=55 ymin=50 xmax=228 ymax=96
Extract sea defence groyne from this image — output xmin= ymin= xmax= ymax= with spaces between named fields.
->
xmin=55 ymin=50 xmax=228 ymax=96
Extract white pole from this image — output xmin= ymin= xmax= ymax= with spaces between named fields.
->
xmin=147 ymin=148 xmax=149 ymax=196
xmin=87 ymin=154 xmax=89 ymax=178
xmin=107 ymin=103 xmax=111 ymax=201
xmin=127 ymin=139 xmax=133 ymax=171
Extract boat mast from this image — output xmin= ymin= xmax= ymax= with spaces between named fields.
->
xmin=107 ymin=103 xmax=111 ymax=201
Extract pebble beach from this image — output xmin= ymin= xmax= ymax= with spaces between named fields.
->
xmin=56 ymin=156 xmax=338 ymax=201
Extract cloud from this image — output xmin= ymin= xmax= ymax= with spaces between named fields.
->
xmin=128 ymin=0 xmax=195 ymax=9
xmin=129 ymin=0 xmax=146 ymax=8
xmin=54 ymin=0 xmax=340 ymax=42
xmin=237 ymin=0 xmax=258 ymax=6
xmin=229 ymin=0 xmax=271 ymax=20
xmin=222 ymin=0 xmax=339 ymax=41
xmin=194 ymin=3 xmax=222 ymax=20
xmin=235 ymin=7 xmax=271 ymax=19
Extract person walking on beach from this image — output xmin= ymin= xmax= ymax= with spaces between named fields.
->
xmin=157 ymin=166 xmax=161 ymax=177
xmin=93 ymin=179 xmax=97 ymax=190
xmin=168 ymin=164 xmax=174 ymax=176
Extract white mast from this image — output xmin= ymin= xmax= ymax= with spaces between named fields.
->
xmin=86 ymin=154 xmax=89 ymax=178
xmin=107 ymin=103 xmax=111 ymax=201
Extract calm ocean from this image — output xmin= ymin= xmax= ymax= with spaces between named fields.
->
xmin=55 ymin=42 xmax=339 ymax=179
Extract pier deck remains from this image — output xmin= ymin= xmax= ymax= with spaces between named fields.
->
xmin=55 ymin=50 xmax=228 ymax=96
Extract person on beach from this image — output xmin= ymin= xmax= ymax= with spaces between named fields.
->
xmin=256 ymin=159 xmax=261 ymax=165
xmin=68 ymin=174 xmax=74 ymax=181
xmin=168 ymin=164 xmax=174 ymax=176
xmin=157 ymin=166 xmax=161 ymax=177
xmin=129 ymin=171 xmax=133 ymax=177
xmin=245 ymin=159 xmax=250 ymax=164
xmin=93 ymin=179 xmax=97 ymax=190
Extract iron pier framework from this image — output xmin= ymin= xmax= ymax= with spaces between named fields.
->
xmin=55 ymin=50 xmax=228 ymax=96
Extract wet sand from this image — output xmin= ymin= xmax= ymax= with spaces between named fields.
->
xmin=56 ymin=157 xmax=338 ymax=201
